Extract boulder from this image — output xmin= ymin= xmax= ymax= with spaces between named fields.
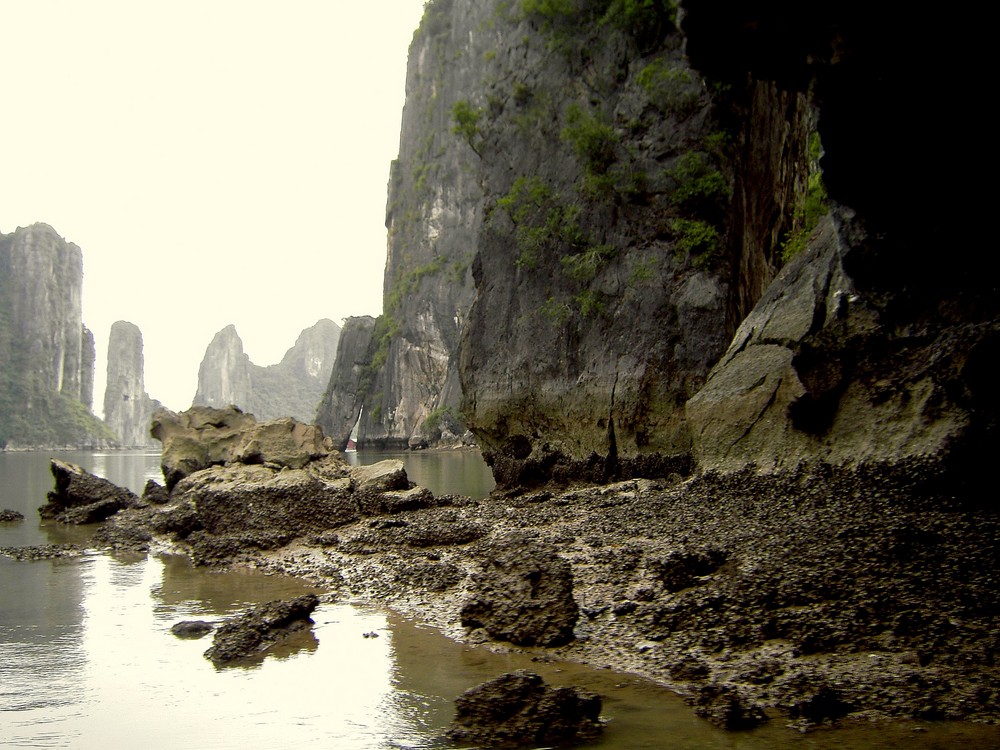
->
xmin=172 ymin=458 xmax=358 ymax=539
xmin=204 ymin=593 xmax=320 ymax=666
xmin=39 ymin=459 xmax=139 ymax=523
xmin=460 ymin=535 xmax=578 ymax=647
xmin=686 ymin=216 xmax=982 ymax=473
xmin=357 ymin=485 xmax=437 ymax=516
xmin=350 ymin=459 xmax=410 ymax=493
xmin=0 ymin=509 xmax=25 ymax=523
xmin=446 ymin=670 xmax=603 ymax=747
xmin=351 ymin=459 xmax=416 ymax=515
xmin=151 ymin=406 xmax=336 ymax=490
xmin=141 ymin=479 xmax=170 ymax=505
xmin=151 ymin=405 xmax=257 ymax=489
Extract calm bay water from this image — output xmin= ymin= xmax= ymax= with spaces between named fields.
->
xmin=1 ymin=450 xmax=996 ymax=749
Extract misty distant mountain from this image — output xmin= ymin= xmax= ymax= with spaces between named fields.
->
xmin=103 ymin=320 xmax=160 ymax=447
xmin=0 ymin=223 xmax=113 ymax=448
xmin=193 ymin=319 xmax=341 ymax=423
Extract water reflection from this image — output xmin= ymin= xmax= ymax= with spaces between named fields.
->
xmin=89 ymin=450 xmax=163 ymax=496
xmin=153 ymin=553 xmax=318 ymax=615
xmin=355 ymin=449 xmax=495 ymax=499
xmin=385 ymin=611 xmax=731 ymax=750
xmin=0 ymin=557 xmax=87 ymax=713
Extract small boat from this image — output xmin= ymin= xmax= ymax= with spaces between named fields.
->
xmin=345 ymin=406 xmax=363 ymax=453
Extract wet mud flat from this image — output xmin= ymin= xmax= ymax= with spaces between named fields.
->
xmin=246 ymin=459 xmax=998 ymax=731
xmin=86 ymin=443 xmax=998 ymax=736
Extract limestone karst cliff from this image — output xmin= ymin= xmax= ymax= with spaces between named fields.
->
xmin=349 ymin=0 xmax=995 ymax=486
xmin=193 ymin=319 xmax=340 ymax=424
xmin=102 ymin=320 xmax=160 ymax=448
xmin=315 ymin=1 xmax=484 ymax=449
xmin=0 ymin=223 xmax=112 ymax=448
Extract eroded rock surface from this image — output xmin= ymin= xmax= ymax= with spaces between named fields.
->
xmin=446 ymin=670 xmax=602 ymax=748
xmin=685 ymin=216 xmax=992 ymax=475
xmin=203 ymin=594 xmax=320 ymax=666
xmin=460 ymin=535 xmax=579 ymax=647
xmin=0 ymin=544 xmax=86 ymax=561
xmin=150 ymin=406 xmax=331 ymax=490
xmin=255 ymin=458 xmax=998 ymax=728
xmin=173 ymin=458 xmax=358 ymax=539
xmin=151 ymin=405 xmax=257 ymax=489
xmin=39 ymin=459 xmax=139 ymax=524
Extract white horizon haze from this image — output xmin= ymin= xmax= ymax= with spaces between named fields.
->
xmin=1 ymin=0 xmax=427 ymax=417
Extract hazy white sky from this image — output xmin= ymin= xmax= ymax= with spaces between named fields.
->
xmin=1 ymin=0 xmax=427 ymax=415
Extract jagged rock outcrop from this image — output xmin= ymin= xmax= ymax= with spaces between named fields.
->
xmin=443 ymin=2 xmax=732 ymax=483
xmin=39 ymin=458 xmax=140 ymax=524
xmin=194 ymin=324 xmax=252 ymax=412
xmin=686 ymin=214 xmax=995 ymax=474
xmin=150 ymin=405 xmax=258 ymax=489
xmin=678 ymin=1 xmax=998 ymax=479
xmin=150 ymin=405 xmax=332 ymax=490
xmin=103 ymin=320 xmax=160 ymax=447
xmin=347 ymin=0 xmax=996 ymax=485
xmin=101 ymin=406 xmax=461 ymax=562
xmin=193 ymin=319 xmax=340 ymax=423
xmin=173 ymin=460 xmax=359 ymax=541
xmin=0 ymin=223 xmax=111 ymax=448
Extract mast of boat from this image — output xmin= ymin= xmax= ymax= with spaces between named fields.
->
xmin=346 ymin=405 xmax=363 ymax=453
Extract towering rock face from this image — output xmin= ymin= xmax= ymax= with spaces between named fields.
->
xmin=378 ymin=0 xmax=995 ymax=486
xmin=193 ymin=319 xmax=340 ymax=424
xmin=447 ymin=2 xmax=735 ymax=482
xmin=0 ymin=223 xmax=111 ymax=448
xmin=103 ymin=321 xmax=160 ymax=448
xmin=317 ymin=1 xmax=484 ymax=448
xmin=80 ymin=325 xmax=95 ymax=412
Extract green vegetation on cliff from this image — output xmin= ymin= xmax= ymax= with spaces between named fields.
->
xmin=520 ymin=0 xmax=677 ymax=51
xmin=493 ymin=176 xmax=586 ymax=270
xmin=780 ymin=132 xmax=828 ymax=261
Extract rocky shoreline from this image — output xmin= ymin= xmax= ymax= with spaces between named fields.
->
xmin=72 ymin=418 xmax=992 ymax=732
xmin=246 ymin=460 xmax=997 ymax=731
xmin=29 ymin=405 xmax=991 ymax=734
